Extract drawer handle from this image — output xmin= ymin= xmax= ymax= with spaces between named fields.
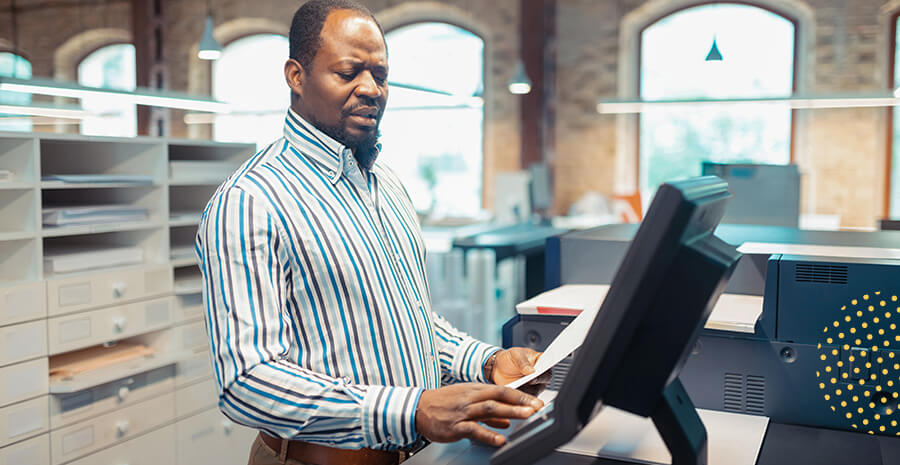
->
xmin=115 ymin=420 xmax=130 ymax=437
xmin=117 ymin=385 xmax=130 ymax=401
xmin=112 ymin=282 xmax=127 ymax=299
xmin=112 ymin=317 xmax=127 ymax=333
xmin=222 ymin=420 xmax=233 ymax=435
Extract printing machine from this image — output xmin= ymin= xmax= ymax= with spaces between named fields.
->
xmin=499 ymin=223 xmax=900 ymax=463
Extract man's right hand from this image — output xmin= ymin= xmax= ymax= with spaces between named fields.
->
xmin=414 ymin=383 xmax=544 ymax=447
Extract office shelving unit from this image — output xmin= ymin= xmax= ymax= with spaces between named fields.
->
xmin=0 ymin=132 xmax=258 ymax=465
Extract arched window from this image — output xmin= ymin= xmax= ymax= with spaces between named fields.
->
xmin=382 ymin=22 xmax=484 ymax=217
xmin=639 ymin=3 xmax=795 ymax=197
xmin=890 ymin=14 xmax=900 ymax=218
xmin=77 ymin=43 xmax=136 ymax=137
xmin=0 ymin=52 xmax=32 ymax=132
xmin=212 ymin=34 xmax=289 ymax=149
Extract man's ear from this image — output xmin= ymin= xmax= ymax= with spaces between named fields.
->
xmin=284 ymin=58 xmax=305 ymax=100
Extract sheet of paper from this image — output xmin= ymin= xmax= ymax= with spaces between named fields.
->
xmin=506 ymin=300 xmax=601 ymax=389
xmin=707 ymin=293 xmax=763 ymax=334
xmin=515 ymin=284 xmax=610 ymax=315
xmin=557 ymin=407 xmax=769 ymax=465
xmin=738 ymin=242 xmax=900 ymax=260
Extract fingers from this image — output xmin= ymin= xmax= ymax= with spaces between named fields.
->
xmin=457 ymin=421 xmax=506 ymax=446
xmin=465 ymin=400 xmax=537 ymax=420
xmin=471 ymin=385 xmax=543 ymax=409
xmin=481 ymin=418 xmax=511 ymax=429
xmin=511 ymin=349 xmax=538 ymax=375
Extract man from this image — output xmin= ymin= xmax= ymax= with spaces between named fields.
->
xmin=196 ymin=1 xmax=549 ymax=464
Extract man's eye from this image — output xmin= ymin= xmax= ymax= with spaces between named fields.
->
xmin=338 ymin=72 xmax=355 ymax=80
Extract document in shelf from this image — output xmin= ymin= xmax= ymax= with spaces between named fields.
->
xmin=44 ymin=245 xmax=143 ymax=274
xmin=42 ymin=204 xmax=148 ymax=226
xmin=42 ymin=174 xmax=154 ymax=184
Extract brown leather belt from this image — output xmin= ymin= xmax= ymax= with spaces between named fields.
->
xmin=258 ymin=432 xmax=404 ymax=465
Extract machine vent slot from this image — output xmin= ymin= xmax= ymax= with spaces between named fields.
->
xmin=745 ymin=375 xmax=766 ymax=414
xmin=723 ymin=373 xmax=743 ymax=412
xmin=795 ymin=264 xmax=848 ymax=285
xmin=548 ymin=356 xmax=573 ymax=391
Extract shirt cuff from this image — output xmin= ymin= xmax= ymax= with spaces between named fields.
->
xmin=361 ymin=385 xmax=424 ymax=448
xmin=453 ymin=339 xmax=502 ymax=384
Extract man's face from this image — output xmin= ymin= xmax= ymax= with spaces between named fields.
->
xmin=295 ymin=10 xmax=388 ymax=155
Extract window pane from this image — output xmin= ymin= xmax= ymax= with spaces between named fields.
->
xmin=212 ymin=34 xmax=289 ymax=149
xmin=382 ymin=23 xmax=484 ymax=217
xmin=640 ymin=4 xmax=794 ymax=196
xmin=78 ymin=44 xmax=136 ymax=137
xmin=0 ymin=52 xmax=32 ymax=132
xmin=891 ymin=17 xmax=900 ymax=218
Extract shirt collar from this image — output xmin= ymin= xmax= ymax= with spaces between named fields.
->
xmin=283 ymin=108 xmax=382 ymax=185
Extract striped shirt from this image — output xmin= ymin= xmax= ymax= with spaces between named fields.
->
xmin=195 ymin=108 xmax=499 ymax=450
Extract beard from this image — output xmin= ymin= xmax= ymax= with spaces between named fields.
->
xmin=310 ymin=107 xmax=383 ymax=169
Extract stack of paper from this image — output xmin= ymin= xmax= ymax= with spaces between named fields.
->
xmin=42 ymin=174 xmax=154 ymax=184
xmin=0 ymin=169 xmax=13 ymax=182
xmin=170 ymin=245 xmax=195 ymax=260
xmin=43 ymin=204 xmax=148 ymax=226
xmin=169 ymin=161 xmax=240 ymax=182
xmin=44 ymin=245 xmax=143 ymax=274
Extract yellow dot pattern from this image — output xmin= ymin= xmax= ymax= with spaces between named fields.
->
xmin=818 ymin=292 xmax=900 ymax=436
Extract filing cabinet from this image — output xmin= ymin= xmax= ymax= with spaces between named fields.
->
xmin=175 ymin=349 xmax=212 ymax=387
xmin=173 ymin=293 xmax=203 ymax=324
xmin=0 ymin=358 xmax=48 ymax=407
xmin=174 ymin=376 xmax=217 ymax=418
xmin=171 ymin=320 xmax=207 ymax=353
xmin=0 ymin=434 xmax=50 ymax=465
xmin=0 ymin=396 xmax=48 ymax=448
xmin=0 ymin=320 xmax=47 ymax=367
xmin=66 ymin=424 xmax=175 ymax=465
xmin=45 ymin=265 xmax=173 ymax=317
xmin=49 ymin=366 xmax=174 ymax=429
xmin=49 ymin=392 xmax=175 ymax=465
xmin=175 ymin=406 xmax=257 ymax=465
xmin=47 ymin=296 xmax=173 ymax=355
xmin=0 ymin=282 xmax=45 ymax=328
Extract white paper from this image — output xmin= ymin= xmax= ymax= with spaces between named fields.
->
xmin=738 ymin=242 xmax=900 ymax=260
xmin=506 ymin=301 xmax=601 ymax=389
xmin=557 ymin=407 xmax=769 ymax=465
xmin=707 ymin=294 xmax=764 ymax=334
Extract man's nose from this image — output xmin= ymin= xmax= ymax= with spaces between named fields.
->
xmin=355 ymin=71 xmax=383 ymax=99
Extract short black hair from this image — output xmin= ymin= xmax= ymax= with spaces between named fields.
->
xmin=289 ymin=0 xmax=384 ymax=70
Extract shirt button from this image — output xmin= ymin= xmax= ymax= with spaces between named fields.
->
xmin=341 ymin=376 xmax=351 ymax=384
xmin=327 ymin=170 xmax=335 ymax=177
xmin=386 ymin=434 xmax=393 ymax=441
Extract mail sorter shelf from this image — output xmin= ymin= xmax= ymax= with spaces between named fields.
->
xmin=49 ymin=348 xmax=193 ymax=395
xmin=0 ymin=135 xmax=38 ymax=186
xmin=39 ymin=137 xmax=166 ymax=185
xmin=41 ymin=185 xmax=166 ymax=238
xmin=42 ymin=229 xmax=168 ymax=279
xmin=173 ymin=267 xmax=203 ymax=296
xmin=0 ymin=238 xmax=40 ymax=282
xmin=0 ymin=188 xmax=38 ymax=238
xmin=169 ymin=184 xmax=216 ymax=225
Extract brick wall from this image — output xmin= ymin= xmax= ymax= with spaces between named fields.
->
xmin=0 ymin=0 xmax=896 ymax=226
xmin=556 ymin=0 xmax=893 ymax=227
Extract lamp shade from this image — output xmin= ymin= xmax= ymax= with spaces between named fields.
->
xmin=198 ymin=15 xmax=222 ymax=60
xmin=508 ymin=61 xmax=532 ymax=95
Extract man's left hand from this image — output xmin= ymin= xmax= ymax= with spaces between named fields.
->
xmin=489 ymin=347 xmax=552 ymax=396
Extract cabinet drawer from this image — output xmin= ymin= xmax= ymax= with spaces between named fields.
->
xmin=0 ymin=358 xmax=48 ymax=408
xmin=172 ymin=320 xmax=206 ymax=353
xmin=48 ymin=297 xmax=173 ymax=355
xmin=175 ymin=377 xmax=216 ymax=418
xmin=46 ymin=265 xmax=173 ymax=317
xmin=0 ymin=396 xmax=48 ymax=448
xmin=173 ymin=293 xmax=203 ymax=324
xmin=50 ymin=366 xmax=174 ymax=430
xmin=0 ymin=282 xmax=45 ymax=327
xmin=0 ymin=320 xmax=46 ymax=367
xmin=175 ymin=350 xmax=211 ymax=388
xmin=50 ymin=392 xmax=175 ymax=465
xmin=176 ymin=407 xmax=256 ymax=465
xmin=0 ymin=433 xmax=49 ymax=465
xmin=66 ymin=424 xmax=175 ymax=465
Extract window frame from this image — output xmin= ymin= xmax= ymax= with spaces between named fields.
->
xmin=634 ymin=1 xmax=800 ymax=194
